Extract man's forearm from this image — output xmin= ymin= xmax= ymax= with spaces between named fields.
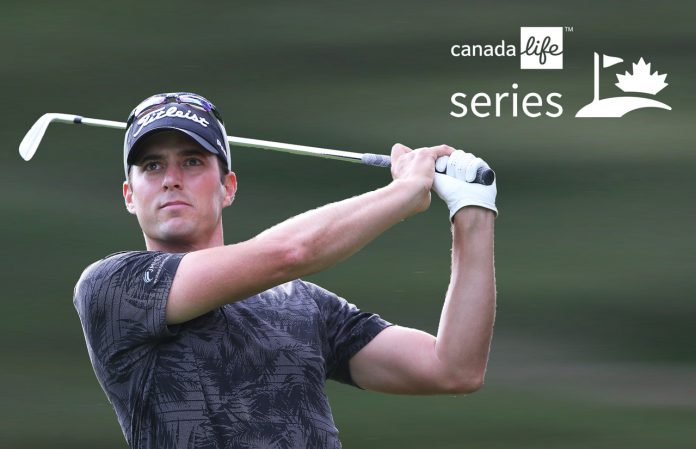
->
xmin=255 ymin=178 xmax=426 ymax=278
xmin=434 ymin=207 xmax=496 ymax=387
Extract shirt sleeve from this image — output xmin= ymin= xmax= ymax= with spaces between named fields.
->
xmin=73 ymin=251 xmax=185 ymax=374
xmin=299 ymin=280 xmax=392 ymax=387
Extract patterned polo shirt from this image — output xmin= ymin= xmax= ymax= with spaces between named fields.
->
xmin=74 ymin=251 xmax=391 ymax=449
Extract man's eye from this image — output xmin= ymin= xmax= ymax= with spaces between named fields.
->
xmin=144 ymin=162 xmax=161 ymax=171
xmin=185 ymin=158 xmax=203 ymax=166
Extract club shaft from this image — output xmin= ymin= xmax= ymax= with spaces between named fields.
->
xmin=22 ymin=113 xmax=495 ymax=184
xmin=71 ymin=116 xmax=372 ymax=164
xmin=229 ymin=136 xmax=365 ymax=164
xmin=77 ymin=117 xmax=128 ymax=129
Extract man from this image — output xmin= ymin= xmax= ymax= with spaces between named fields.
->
xmin=73 ymin=92 xmax=498 ymax=449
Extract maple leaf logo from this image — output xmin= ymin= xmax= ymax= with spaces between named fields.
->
xmin=615 ymin=58 xmax=668 ymax=95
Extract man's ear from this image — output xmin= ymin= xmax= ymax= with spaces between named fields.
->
xmin=123 ymin=180 xmax=137 ymax=215
xmin=222 ymin=172 xmax=238 ymax=208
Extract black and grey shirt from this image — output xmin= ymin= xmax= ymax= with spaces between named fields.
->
xmin=73 ymin=251 xmax=391 ymax=449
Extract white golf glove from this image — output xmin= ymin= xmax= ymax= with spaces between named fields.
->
xmin=432 ymin=150 xmax=497 ymax=221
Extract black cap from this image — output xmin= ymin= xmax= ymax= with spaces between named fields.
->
xmin=123 ymin=102 xmax=231 ymax=177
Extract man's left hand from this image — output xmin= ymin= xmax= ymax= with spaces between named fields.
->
xmin=433 ymin=150 xmax=498 ymax=220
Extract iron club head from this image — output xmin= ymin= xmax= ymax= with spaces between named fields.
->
xmin=19 ymin=113 xmax=82 ymax=161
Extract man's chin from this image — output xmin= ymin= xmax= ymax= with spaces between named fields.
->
xmin=156 ymin=221 xmax=198 ymax=243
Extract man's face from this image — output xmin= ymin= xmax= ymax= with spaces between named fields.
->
xmin=123 ymin=131 xmax=236 ymax=249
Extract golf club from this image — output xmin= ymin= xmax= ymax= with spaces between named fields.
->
xmin=19 ymin=113 xmax=495 ymax=185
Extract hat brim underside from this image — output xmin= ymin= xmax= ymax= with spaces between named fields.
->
xmin=128 ymin=126 xmax=227 ymax=170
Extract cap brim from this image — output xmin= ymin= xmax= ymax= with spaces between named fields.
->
xmin=128 ymin=126 xmax=227 ymax=169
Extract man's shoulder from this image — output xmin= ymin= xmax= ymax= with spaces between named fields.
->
xmin=73 ymin=251 xmax=181 ymax=307
xmin=79 ymin=250 xmax=185 ymax=278
xmin=255 ymin=279 xmax=346 ymax=315
xmin=262 ymin=279 xmax=333 ymax=300
xmin=73 ymin=251 xmax=138 ymax=305
xmin=236 ymin=279 xmax=332 ymax=313
xmin=251 ymin=279 xmax=309 ymax=304
xmin=77 ymin=251 xmax=146 ymax=283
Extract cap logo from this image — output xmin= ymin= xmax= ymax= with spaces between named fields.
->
xmin=132 ymin=106 xmax=210 ymax=138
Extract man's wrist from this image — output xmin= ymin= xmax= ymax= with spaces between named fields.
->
xmin=452 ymin=206 xmax=495 ymax=230
xmin=388 ymin=178 xmax=430 ymax=216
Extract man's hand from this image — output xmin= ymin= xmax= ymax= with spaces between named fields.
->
xmin=390 ymin=143 xmax=455 ymax=215
xmin=433 ymin=150 xmax=498 ymax=220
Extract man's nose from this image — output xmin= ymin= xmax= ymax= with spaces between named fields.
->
xmin=162 ymin=164 xmax=184 ymax=190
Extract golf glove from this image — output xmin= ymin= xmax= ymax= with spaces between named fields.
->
xmin=432 ymin=150 xmax=497 ymax=221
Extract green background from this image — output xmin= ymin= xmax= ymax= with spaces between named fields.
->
xmin=2 ymin=1 xmax=694 ymax=447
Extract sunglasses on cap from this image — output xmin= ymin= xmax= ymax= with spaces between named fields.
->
xmin=126 ymin=92 xmax=225 ymax=129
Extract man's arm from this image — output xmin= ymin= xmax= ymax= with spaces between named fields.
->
xmin=165 ymin=144 xmax=454 ymax=324
xmin=349 ymin=207 xmax=496 ymax=394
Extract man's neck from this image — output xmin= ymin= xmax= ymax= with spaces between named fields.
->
xmin=144 ymin=228 xmax=225 ymax=253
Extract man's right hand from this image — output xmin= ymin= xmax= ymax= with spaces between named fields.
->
xmin=389 ymin=144 xmax=455 ymax=216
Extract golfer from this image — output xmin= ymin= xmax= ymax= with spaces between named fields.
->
xmin=74 ymin=92 xmax=498 ymax=449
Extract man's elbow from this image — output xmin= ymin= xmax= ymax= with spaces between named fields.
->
xmin=276 ymin=238 xmax=313 ymax=280
xmin=442 ymin=371 xmax=486 ymax=395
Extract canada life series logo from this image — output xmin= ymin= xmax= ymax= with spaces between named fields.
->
xmin=449 ymin=27 xmax=670 ymax=118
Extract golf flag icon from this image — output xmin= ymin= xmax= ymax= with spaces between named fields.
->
xmin=576 ymin=52 xmax=671 ymax=117
xmin=603 ymin=54 xmax=623 ymax=70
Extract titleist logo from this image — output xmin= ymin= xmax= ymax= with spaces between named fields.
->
xmin=133 ymin=106 xmax=209 ymax=137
